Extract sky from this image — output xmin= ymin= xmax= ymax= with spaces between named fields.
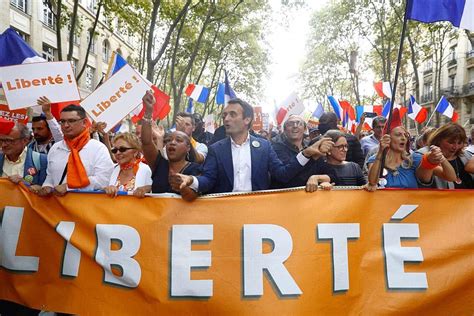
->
xmin=262 ymin=1 xmax=329 ymax=116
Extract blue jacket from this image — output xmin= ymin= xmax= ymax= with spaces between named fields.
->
xmin=0 ymin=147 xmax=48 ymax=185
xmin=197 ymin=135 xmax=306 ymax=194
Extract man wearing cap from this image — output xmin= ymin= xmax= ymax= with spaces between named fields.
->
xmin=0 ymin=121 xmax=47 ymax=186
xmin=160 ymin=95 xmax=333 ymax=195
xmin=35 ymin=105 xmax=114 ymax=196
xmin=317 ymin=112 xmax=365 ymax=168
xmin=29 ymin=96 xmax=63 ymax=154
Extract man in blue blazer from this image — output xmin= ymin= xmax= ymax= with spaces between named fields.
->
xmin=0 ymin=123 xmax=47 ymax=186
xmin=164 ymin=97 xmax=333 ymax=194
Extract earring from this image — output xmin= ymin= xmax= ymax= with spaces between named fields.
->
xmin=186 ymin=152 xmax=190 ymax=161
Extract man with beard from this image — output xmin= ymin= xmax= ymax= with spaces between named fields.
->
xmin=29 ymin=96 xmax=63 ymax=154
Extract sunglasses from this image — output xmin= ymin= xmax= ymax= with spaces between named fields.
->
xmin=111 ymin=147 xmax=135 ymax=154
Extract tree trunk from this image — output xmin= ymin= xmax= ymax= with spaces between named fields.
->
xmin=76 ymin=0 xmax=103 ymax=81
xmin=66 ymin=0 xmax=79 ymax=61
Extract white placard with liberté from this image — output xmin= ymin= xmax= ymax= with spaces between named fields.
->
xmin=0 ymin=61 xmax=80 ymax=110
xmin=80 ymin=64 xmax=151 ymax=132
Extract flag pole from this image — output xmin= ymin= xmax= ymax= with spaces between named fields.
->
xmin=379 ymin=0 xmax=409 ymax=178
xmin=424 ymin=97 xmax=441 ymax=127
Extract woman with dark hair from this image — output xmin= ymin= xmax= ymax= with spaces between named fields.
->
xmin=317 ymin=130 xmax=367 ymax=186
xmin=420 ymin=123 xmax=474 ymax=189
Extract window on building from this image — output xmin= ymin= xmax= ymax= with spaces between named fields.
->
xmin=71 ymin=58 xmax=78 ymax=75
xmin=10 ymin=0 xmax=27 ymax=13
xmin=449 ymin=75 xmax=456 ymax=90
xmin=423 ymin=82 xmax=433 ymax=102
xmin=102 ymin=40 xmax=110 ymax=62
xmin=425 ymin=60 xmax=433 ymax=71
xmin=42 ymin=43 xmax=55 ymax=61
xmin=42 ymin=0 xmax=56 ymax=29
xmin=12 ymin=28 xmax=29 ymax=42
xmin=85 ymin=66 xmax=95 ymax=91
xmin=469 ymin=68 xmax=474 ymax=83
xmin=449 ymin=46 xmax=456 ymax=61
xmin=86 ymin=30 xmax=96 ymax=53
xmin=86 ymin=0 xmax=96 ymax=12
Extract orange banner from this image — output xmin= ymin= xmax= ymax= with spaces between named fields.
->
xmin=0 ymin=179 xmax=473 ymax=315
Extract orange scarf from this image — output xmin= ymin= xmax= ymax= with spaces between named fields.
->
xmin=120 ymin=159 xmax=141 ymax=175
xmin=64 ymin=128 xmax=91 ymax=188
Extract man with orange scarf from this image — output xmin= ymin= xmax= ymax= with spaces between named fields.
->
xmin=33 ymin=105 xmax=114 ymax=196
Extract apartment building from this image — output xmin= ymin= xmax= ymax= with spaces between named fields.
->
xmin=417 ymin=31 xmax=474 ymax=130
xmin=1 ymin=0 xmax=140 ymax=98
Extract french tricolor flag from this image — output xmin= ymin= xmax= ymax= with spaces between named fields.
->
xmin=373 ymin=81 xmax=392 ymax=99
xmin=407 ymin=95 xmax=428 ymax=123
xmin=436 ymin=96 xmax=459 ymax=122
xmin=407 ymin=0 xmax=474 ymax=31
xmin=382 ymin=101 xmax=407 ymax=119
xmin=0 ymin=28 xmax=45 ymax=104
xmin=185 ymin=84 xmax=210 ymax=103
xmin=355 ymin=105 xmax=383 ymax=129
xmin=327 ymin=96 xmax=343 ymax=121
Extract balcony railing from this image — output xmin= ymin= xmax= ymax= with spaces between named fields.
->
xmin=467 ymin=50 xmax=474 ymax=59
xmin=440 ymin=86 xmax=461 ymax=97
xmin=447 ymin=58 xmax=457 ymax=67
xmin=423 ymin=68 xmax=433 ymax=75
xmin=461 ymin=82 xmax=474 ymax=96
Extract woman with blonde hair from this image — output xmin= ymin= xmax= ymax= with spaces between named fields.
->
xmin=104 ymin=132 xmax=152 ymax=197
xmin=366 ymin=111 xmax=456 ymax=189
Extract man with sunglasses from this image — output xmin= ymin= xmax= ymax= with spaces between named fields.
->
xmin=0 ymin=121 xmax=47 ymax=186
xmin=35 ymin=105 xmax=114 ymax=196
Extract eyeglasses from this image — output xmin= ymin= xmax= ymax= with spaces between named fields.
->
xmin=58 ymin=118 xmax=84 ymax=126
xmin=334 ymin=144 xmax=349 ymax=151
xmin=285 ymin=121 xmax=305 ymax=128
xmin=0 ymin=138 xmax=24 ymax=145
xmin=111 ymin=147 xmax=135 ymax=154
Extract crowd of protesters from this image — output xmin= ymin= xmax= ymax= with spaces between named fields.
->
xmin=1 ymin=91 xmax=474 ymax=203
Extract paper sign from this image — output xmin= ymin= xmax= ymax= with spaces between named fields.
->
xmin=0 ymin=61 xmax=80 ymax=110
xmin=80 ymin=64 xmax=151 ymax=132
xmin=262 ymin=112 xmax=270 ymax=131
xmin=0 ymin=104 xmax=28 ymax=123
xmin=204 ymin=114 xmax=215 ymax=134
xmin=280 ymin=92 xmax=305 ymax=123
xmin=252 ymin=106 xmax=263 ymax=131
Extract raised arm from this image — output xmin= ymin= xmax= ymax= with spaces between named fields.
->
xmin=140 ymin=90 xmax=164 ymax=170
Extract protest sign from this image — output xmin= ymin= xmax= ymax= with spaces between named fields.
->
xmin=0 ymin=61 xmax=80 ymax=110
xmin=0 ymin=180 xmax=472 ymax=315
xmin=276 ymin=92 xmax=305 ymax=125
xmin=0 ymin=104 xmax=28 ymax=123
xmin=253 ymin=106 xmax=263 ymax=131
xmin=262 ymin=112 xmax=270 ymax=131
xmin=80 ymin=64 xmax=150 ymax=132
xmin=204 ymin=114 xmax=215 ymax=133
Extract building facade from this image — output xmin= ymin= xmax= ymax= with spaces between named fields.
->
xmin=416 ymin=31 xmax=474 ymax=130
xmin=1 ymin=0 xmax=140 ymax=98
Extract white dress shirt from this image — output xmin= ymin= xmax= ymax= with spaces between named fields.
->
xmin=43 ymin=139 xmax=114 ymax=190
xmin=230 ymin=134 xmax=252 ymax=192
xmin=190 ymin=133 xmax=310 ymax=192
